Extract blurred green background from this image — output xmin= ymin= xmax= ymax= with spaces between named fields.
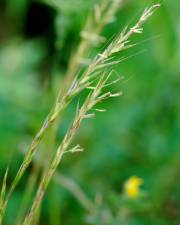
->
xmin=0 ymin=0 xmax=180 ymax=224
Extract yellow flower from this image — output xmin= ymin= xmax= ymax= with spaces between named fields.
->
xmin=124 ymin=176 xmax=143 ymax=198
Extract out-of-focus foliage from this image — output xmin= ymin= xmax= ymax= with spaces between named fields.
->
xmin=0 ymin=0 xmax=179 ymax=225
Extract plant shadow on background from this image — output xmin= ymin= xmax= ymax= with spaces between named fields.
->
xmin=0 ymin=0 xmax=180 ymax=225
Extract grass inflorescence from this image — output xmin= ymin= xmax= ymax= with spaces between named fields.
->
xmin=0 ymin=2 xmax=160 ymax=224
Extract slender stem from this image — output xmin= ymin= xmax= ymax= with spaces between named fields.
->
xmin=23 ymin=79 xmax=104 ymax=225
